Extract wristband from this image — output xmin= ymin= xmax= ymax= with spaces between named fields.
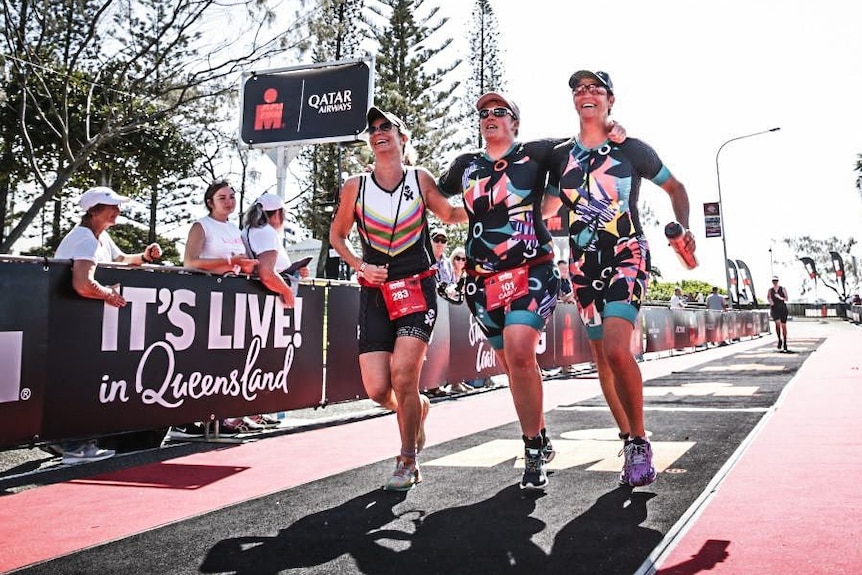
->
xmin=359 ymin=261 xmax=368 ymax=274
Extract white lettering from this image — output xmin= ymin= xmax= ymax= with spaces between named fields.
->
xmin=131 ymin=336 xmax=294 ymax=408
xmin=124 ymin=287 xmax=157 ymax=350
xmin=208 ymin=292 xmax=232 ymax=349
xmin=165 ymin=289 xmax=196 ymax=351
xmin=307 ymin=90 xmax=352 ymax=110
xmin=233 ymin=293 xmax=247 ymax=349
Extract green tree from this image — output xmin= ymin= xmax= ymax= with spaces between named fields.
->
xmin=783 ymin=235 xmax=858 ymax=300
xmin=368 ymin=0 xmax=464 ymax=175
xmin=1 ymin=0 xmax=292 ymax=253
xmin=647 ymin=279 xmax=723 ymax=304
xmin=465 ymin=0 xmax=506 ymax=148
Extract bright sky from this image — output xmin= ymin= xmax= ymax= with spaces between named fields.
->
xmin=439 ymin=0 xmax=862 ymax=301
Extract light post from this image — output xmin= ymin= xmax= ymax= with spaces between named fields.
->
xmin=715 ymin=127 xmax=781 ymax=309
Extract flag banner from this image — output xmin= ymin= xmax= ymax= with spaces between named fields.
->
xmin=800 ymin=256 xmax=818 ymax=280
xmin=830 ymin=251 xmax=846 ymax=296
xmin=735 ymin=259 xmax=756 ymax=305
xmin=726 ymin=259 xmax=740 ymax=304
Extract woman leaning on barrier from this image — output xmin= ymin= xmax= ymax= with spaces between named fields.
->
xmin=241 ymin=192 xmax=310 ymax=308
xmin=51 ymin=186 xmax=163 ymax=464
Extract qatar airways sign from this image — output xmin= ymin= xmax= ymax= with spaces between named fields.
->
xmin=239 ymin=58 xmax=373 ymax=147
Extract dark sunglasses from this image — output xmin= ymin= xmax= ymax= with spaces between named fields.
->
xmin=479 ymin=107 xmax=514 ymax=120
xmin=432 ymin=236 xmax=447 ymax=244
xmin=367 ymin=121 xmax=394 ymax=135
xmin=453 ymin=255 xmax=466 ymax=261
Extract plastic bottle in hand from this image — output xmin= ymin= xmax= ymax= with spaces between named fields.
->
xmin=664 ymin=222 xmax=698 ymax=270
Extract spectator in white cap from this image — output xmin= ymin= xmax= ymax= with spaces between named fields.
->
xmin=430 ymin=227 xmax=455 ymax=284
xmin=56 ymin=186 xmax=162 ymax=306
xmin=51 ymin=185 xmax=163 ymax=464
xmin=242 ymin=192 xmax=310 ymax=308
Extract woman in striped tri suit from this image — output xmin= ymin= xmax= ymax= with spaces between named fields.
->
xmin=329 ymin=107 xmax=467 ymax=491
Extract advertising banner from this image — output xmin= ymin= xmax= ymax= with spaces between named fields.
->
xmin=0 ymin=259 xmax=772 ymax=448
xmin=0 ymin=261 xmax=48 ymax=445
xmin=40 ymin=264 xmax=324 ymax=441
xmin=703 ymin=202 xmax=722 ymax=238
xmin=240 ymin=60 xmax=373 ymax=147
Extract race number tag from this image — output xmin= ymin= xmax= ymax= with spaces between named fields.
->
xmin=484 ymin=266 xmax=529 ymax=311
xmin=381 ymin=275 xmax=428 ymax=320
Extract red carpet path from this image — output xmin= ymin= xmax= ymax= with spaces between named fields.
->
xmin=1 ymin=320 xmax=860 ymax=574
xmin=653 ymin=322 xmax=862 ymax=575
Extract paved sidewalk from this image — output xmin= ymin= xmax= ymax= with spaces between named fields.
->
xmin=651 ymin=319 xmax=862 ymax=575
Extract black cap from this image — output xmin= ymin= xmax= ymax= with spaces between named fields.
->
xmin=568 ymin=70 xmax=614 ymax=94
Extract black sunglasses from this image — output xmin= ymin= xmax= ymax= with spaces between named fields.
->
xmin=453 ymin=255 xmax=466 ymax=261
xmin=479 ymin=107 xmax=514 ymax=120
xmin=367 ymin=121 xmax=394 ymax=135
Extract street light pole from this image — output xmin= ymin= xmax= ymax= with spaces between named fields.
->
xmin=715 ymin=127 xmax=781 ymax=309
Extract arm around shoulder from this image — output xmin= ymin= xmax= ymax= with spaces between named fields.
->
xmin=419 ymin=168 xmax=467 ymax=224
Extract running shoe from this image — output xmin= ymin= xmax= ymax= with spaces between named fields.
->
xmin=61 ymin=440 xmax=115 ymax=465
xmin=417 ymin=394 xmax=430 ymax=454
xmin=622 ymin=436 xmax=657 ymax=487
xmin=541 ymin=429 xmax=555 ymax=463
xmin=245 ymin=414 xmax=280 ymax=429
xmin=219 ymin=418 xmax=249 ymax=435
xmin=383 ymin=456 xmax=422 ymax=491
xmin=618 ymin=436 xmax=633 ymax=485
xmin=169 ymin=422 xmax=208 ymax=439
xmin=520 ymin=436 xmax=548 ymax=490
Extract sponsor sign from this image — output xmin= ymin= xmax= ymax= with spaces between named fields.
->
xmin=239 ymin=59 xmax=373 ymax=147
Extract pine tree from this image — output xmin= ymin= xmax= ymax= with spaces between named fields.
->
xmin=465 ymin=0 xmax=506 ymax=148
xmin=0 ymin=0 xmax=293 ymax=253
xmin=367 ymin=0 xmax=463 ymax=175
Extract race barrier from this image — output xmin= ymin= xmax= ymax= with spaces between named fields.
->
xmin=0 ymin=257 xmax=769 ymax=448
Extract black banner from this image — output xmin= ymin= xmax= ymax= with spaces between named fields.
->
xmin=735 ymin=259 xmax=755 ymax=305
xmin=240 ymin=61 xmax=372 ymax=146
xmin=39 ymin=264 xmax=324 ymax=442
xmin=830 ymin=251 xmax=846 ymax=297
xmin=800 ymin=256 xmax=818 ymax=280
xmin=0 ymin=259 xmax=772 ymax=448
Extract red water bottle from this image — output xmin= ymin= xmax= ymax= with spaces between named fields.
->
xmin=664 ymin=221 xmax=698 ymax=270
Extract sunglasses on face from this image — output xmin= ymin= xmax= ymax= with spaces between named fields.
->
xmin=453 ymin=255 xmax=466 ymax=261
xmin=479 ymin=107 xmax=514 ymax=120
xmin=367 ymin=121 xmax=394 ymax=135
xmin=573 ymin=84 xmax=608 ymax=96
xmin=432 ymin=237 xmax=447 ymax=244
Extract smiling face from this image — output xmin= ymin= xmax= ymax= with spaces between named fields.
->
xmin=572 ymin=80 xmax=615 ymax=121
xmin=479 ymin=98 xmax=519 ymax=145
xmin=368 ymin=118 xmax=406 ymax=157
